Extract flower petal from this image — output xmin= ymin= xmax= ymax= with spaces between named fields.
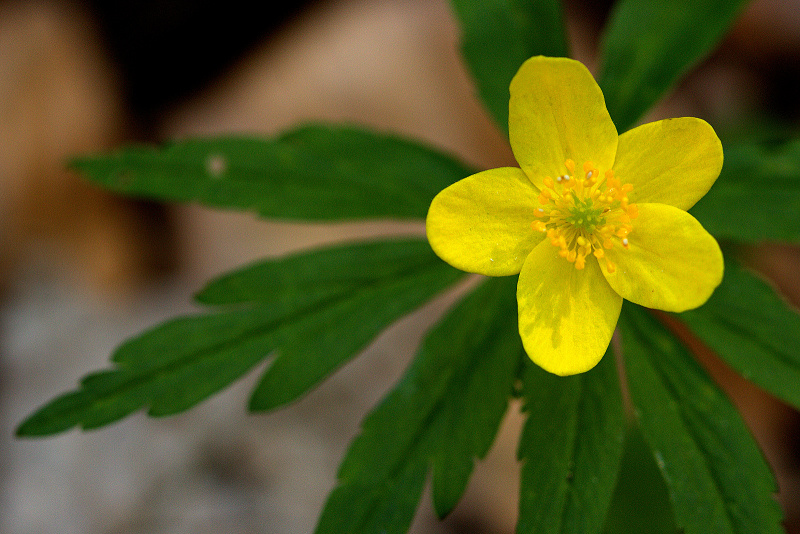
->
xmin=517 ymin=240 xmax=623 ymax=375
xmin=509 ymin=56 xmax=618 ymax=189
xmin=426 ymin=167 xmax=544 ymax=276
xmin=614 ymin=117 xmax=723 ymax=210
xmin=601 ymin=203 xmax=724 ymax=312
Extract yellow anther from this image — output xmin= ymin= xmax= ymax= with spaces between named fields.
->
xmin=532 ymin=160 xmax=635 ymax=272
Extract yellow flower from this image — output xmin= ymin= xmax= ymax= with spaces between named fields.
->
xmin=426 ymin=56 xmax=724 ymax=376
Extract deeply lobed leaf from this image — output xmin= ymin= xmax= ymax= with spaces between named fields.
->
xmin=690 ymin=139 xmax=800 ymax=243
xmin=72 ymin=124 xmax=474 ymax=221
xmin=516 ymin=347 xmax=625 ymax=534
xmin=17 ymin=239 xmax=464 ymax=436
xmin=450 ymin=0 xmax=568 ymax=136
xmin=621 ymin=304 xmax=783 ymax=534
xmin=315 ymin=277 xmax=521 ymax=534
xmin=598 ymin=0 xmax=750 ymax=131
xmin=680 ymin=256 xmax=800 ymax=411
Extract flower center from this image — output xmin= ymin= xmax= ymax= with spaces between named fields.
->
xmin=531 ymin=159 xmax=638 ymax=272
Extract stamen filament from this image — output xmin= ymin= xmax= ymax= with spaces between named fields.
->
xmin=532 ymin=159 xmax=636 ymax=271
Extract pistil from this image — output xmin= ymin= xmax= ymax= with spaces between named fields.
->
xmin=531 ymin=159 xmax=638 ymax=272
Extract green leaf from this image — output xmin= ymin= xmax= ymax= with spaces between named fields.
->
xmin=680 ymin=256 xmax=800 ymax=411
xmin=602 ymin=425 xmax=676 ymax=534
xmin=620 ymin=304 xmax=783 ymax=534
xmin=516 ymin=346 xmax=625 ymax=534
xmin=598 ymin=0 xmax=749 ymax=131
xmin=71 ymin=123 xmax=473 ymax=221
xmin=690 ymin=139 xmax=800 ymax=242
xmin=315 ymin=277 xmax=521 ymax=534
xmin=17 ymin=239 xmax=464 ymax=436
xmin=450 ymin=0 xmax=568 ymax=136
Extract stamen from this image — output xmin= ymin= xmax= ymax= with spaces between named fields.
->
xmin=531 ymin=160 xmax=636 ymax=272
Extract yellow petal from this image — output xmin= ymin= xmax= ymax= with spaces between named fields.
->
xmin=517 ymin=241 xmax=623 ymax=375
xmin=601 ymin=203 xmax=723 ymax=312
xmin=614 ymin=118 xmax=723 ymax=210
xmin=509 ymin=56 xmax=618 ymax=188
xmin=426 ymin=167 xmax=544 ymax=276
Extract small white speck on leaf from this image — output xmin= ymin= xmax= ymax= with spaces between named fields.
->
xmin=206 ymin=154 xmax=227 ymax=177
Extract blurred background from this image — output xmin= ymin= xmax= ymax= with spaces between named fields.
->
xmin=1 ymin=0 xmax=799 ymax=532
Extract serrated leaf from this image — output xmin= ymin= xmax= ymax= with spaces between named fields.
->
xmin=621 ymin=304 xmax=783 ymax=534
xmin=71 ymin=123 xmax=473 ymax=220
xmin=315 ymin=277 xmax=521 ymax=534
xmin=680 ymin=256 xmax=800 ymax=411
xmin=598 ymin=0 xmax=749 ymax=131
xmin=516 ymin=346 xmax=625 ymax=534
xmin=196 ymin=238 xmax=446 ymax=306
xmin=450 ymin=0 xmax=568 ymax=136
xmin=17 ymin=239 xmax=463 ymax=436
xmin=690 ymin=139 xmax=800 ymax=242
